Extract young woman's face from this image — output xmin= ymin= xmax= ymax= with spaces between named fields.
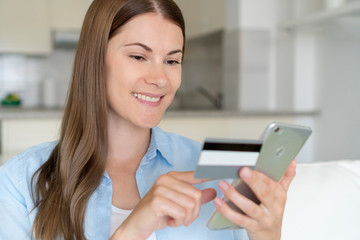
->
xmin=105 ymin=12 xmax=183 ymax=129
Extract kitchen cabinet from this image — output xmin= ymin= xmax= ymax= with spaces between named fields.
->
xmin=51 ymin=0 xmax=224 ymax=37
xmin=0 ymin=118 xmax=61 ymax=165
xmin=279 ymin=0 xmax=360 ymax=29
xmin=174 ymin=0 xmax=225 ymax=39
xmin=0 ymin=0 xmax=51 ymax=55
xmin=49 ymin=0 xmax=94 ymax=31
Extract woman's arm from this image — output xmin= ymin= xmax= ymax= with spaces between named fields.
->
xmin=214 ymin=160 xmax=297 ymax=240
xmin=111 ymin=171 xmax=216 ymax=240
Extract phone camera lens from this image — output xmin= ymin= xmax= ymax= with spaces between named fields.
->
xmin=274 ymin=127 xmax=283 ymax=134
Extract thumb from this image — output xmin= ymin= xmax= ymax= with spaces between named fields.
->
xmin=201 ymin=188 xmax=217 ymax=204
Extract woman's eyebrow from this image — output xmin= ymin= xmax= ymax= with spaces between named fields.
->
xmin=168 ymin=49 xmax=183 ymax=56
xmin=124 ymin=42 xmax=152 ymax=52
xmin=123 ymin=42 xmax=182 ymax=56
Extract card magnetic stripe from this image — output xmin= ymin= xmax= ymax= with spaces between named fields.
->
xmin=203 ymin=142 xmax=262 ymax=152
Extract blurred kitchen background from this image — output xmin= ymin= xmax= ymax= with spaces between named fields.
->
xmin=0 ymin=0 xmax=360 ymax=164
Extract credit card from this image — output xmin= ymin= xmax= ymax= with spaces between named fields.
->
xmin=194 ymin=138 xmax=262 ymax=179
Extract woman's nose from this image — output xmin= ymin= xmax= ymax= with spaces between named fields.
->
xmin=145 ymin=63 xmax=168 ymax=88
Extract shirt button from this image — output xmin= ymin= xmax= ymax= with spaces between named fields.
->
xmin=139 ymin=168 xmax=143 ymax=174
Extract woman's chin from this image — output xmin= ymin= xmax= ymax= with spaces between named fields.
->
xmin=135 ymin=114 xmax=164 ymax=129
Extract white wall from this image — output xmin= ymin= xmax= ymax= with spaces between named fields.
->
xmin=313 ymin=19 xmax=360 ymax=161
xmin=223 ymin=0 xmax=279 ymax=111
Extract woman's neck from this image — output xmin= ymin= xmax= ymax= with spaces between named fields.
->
xmin=106 ymin=117 xmax=151 ymax=171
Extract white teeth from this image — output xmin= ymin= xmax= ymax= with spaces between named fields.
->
xmin=131 ymin=92 xmax=160 ymax=103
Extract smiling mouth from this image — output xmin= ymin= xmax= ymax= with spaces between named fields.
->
xmin=131 ymin=92 xmax=161 ymax=103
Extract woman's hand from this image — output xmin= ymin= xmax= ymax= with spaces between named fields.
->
xmin=111 ymin=171 xmax=216 ymax=240
xmin=214 ymin=159 xmax=297 ymax=240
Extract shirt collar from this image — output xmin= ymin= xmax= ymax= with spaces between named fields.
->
xmin=150 ymin=126 xmax=174 ymax=166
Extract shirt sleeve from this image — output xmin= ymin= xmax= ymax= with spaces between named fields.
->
xmin=0 ymin=161 xmax=32 ymax=239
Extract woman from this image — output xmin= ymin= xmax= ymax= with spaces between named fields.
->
xmin=0 ymin=0 xmax=296 ymax=239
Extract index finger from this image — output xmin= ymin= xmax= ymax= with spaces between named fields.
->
xmin=279 ymin=159 xmax=297 ymax=192
xmin=166 ymin=171 xmax=214 ymax=185
xmin=167 ymin=171 xmax=217 ymax=205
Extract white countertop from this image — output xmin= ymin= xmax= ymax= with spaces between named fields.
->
xmin=0 ymin=106 xmax=319 ymax=120
xmin=0 ymin=106 xmax=63 ymax=119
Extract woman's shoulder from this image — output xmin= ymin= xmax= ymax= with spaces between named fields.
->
xmin=0 ymin=141 xmax=58 ymax=185
xmin=0 ymin=141 xmax=58 ymax=237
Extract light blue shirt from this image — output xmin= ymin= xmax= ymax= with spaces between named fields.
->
xmin=0 ymin=127 xmax=248 ymax=239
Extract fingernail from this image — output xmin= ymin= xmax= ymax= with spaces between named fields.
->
xmin=214 ymin=197 xmax=223 ymax=207
xmin=241 ymin=167 xmax=252 ymax=179
xmin=219 ymin=181 xmax=229 ymax=191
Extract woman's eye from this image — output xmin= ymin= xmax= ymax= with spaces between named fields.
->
xmin=130 ymin=55 xmax=146 ymax=62
xmin=165 ymin=60 xmax=181 ymax=66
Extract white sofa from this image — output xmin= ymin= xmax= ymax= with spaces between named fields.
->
xmin=281 ymin=160 xmax=360 ymax=240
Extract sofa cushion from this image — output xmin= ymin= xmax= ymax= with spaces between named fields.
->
xmin=282 ymin=160 xmax=360 ymax=240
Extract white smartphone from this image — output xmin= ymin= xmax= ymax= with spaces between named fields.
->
xmin=201 ymin=122 xmax=312 ymax=230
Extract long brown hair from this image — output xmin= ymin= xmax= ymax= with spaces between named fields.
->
xmin=31 ymin=0 xmax=185 ymax=239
